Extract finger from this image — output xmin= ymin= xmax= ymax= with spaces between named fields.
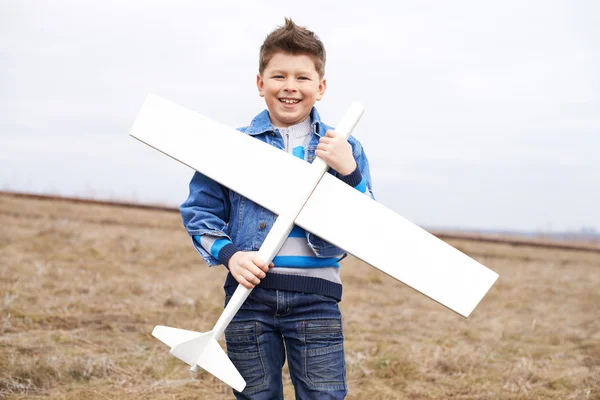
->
xmin=256 ymin=260 xmax=270 ymax=274
xmin=319 ymin=136 xmax=332 ymax=144
xmin=248 ymin=261 xmax=267 ymax=278
xmin=317 ymin=143 xmax=328 ymax=151
xmin=252 ymin=252 xmax=267 ymax=268
xmin=315 ymin=149 xmax=328 ymax=159
xmin=251 ymin=255 xmax=270 ymax=271
xmin=242 ymin=261 xmax=263 ymax=285
xmin=269 ymin=262 xmax=274 ymax=268
xmin=241 ymin=268 xmax=261 ymax=285
xmin=236 ymin=275 xmax=255 ymax=289
xmin=233 ymin=270 xmax=251 ymax=287
xmin=325 ymin=130 xmax=336 ymax=138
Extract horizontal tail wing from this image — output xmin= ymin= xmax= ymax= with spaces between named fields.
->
xmin=295 ymin=173 xmax=499 ymax=318
xmin=152 ymin=325 xmax=203 ymax=348
xmin=170 ymin=331 xmax=246 ymax=392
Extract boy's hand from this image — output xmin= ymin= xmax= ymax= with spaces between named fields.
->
xmin=228 ymin=251 xmax=273 ymax=289
xmin=315 ymin=130 xmax=357 ymax=176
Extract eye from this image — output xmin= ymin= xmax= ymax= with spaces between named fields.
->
xmin=273 ymin=75 xmax=284 ymax=79
xmin=298 ymin=76 xmax=310 ymax=81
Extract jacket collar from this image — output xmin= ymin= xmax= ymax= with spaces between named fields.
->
xmin=244 ymin=107 xmax=328 ymax=137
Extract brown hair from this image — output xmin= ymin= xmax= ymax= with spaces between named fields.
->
xmin=259 ymin=18 xmax=326 ymax=78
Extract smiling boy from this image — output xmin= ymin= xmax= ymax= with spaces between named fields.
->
xmin=180 ymin=18 xmax=374 ymax=399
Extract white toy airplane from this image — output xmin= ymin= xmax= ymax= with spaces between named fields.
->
xmin=129 ymin=93 xmax=498 ymax=392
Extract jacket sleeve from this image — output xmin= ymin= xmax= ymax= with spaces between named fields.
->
xmin=193 ymin=235 xmax=239 ymax=269
xmin=180 ymin=171 xmax=232 ymax=266
xmin=306 ymin=137 xmax=375 ymax=257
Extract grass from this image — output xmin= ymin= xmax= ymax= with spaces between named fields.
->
xmin=0 ymin=194 xmax=599 ymax=399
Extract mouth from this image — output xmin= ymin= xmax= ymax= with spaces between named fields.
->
xmin=279 ymin=98 xmax=301 ymax=105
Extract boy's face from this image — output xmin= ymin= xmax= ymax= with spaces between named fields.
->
xmin=257 ymin=52 xmax=326 ymax=128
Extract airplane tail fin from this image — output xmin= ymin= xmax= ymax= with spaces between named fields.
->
xmin=152 ymin=326 xmax=246 ymax=393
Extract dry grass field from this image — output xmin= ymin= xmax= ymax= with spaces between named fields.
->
xmin=1 ymin=193 xmax=598 ymax=399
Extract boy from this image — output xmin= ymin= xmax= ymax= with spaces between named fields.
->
xmin=180 ymin=18 xmax=374 ymax=399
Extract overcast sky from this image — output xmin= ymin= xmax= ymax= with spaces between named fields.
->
xmin=1 ymin=0 xmax=598 ymax=232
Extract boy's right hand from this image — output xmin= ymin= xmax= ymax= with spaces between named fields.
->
xmin=228 ymin=251 xmax=273 ymax=289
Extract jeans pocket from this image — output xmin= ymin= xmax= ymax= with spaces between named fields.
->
xmin=225 ymin=321 xmax=266 ymax=391
xmin=304 ymin=319 xmax=346 ymax=385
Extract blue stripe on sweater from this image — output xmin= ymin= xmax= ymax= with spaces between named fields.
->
xmin=273 ymin=256 xmax=340 ymax=268
xmin=355 ymin=178 xmax=367 ymax=193
xmin=193 ymin=235 xmax=201 ymax=246
xmin=289 ymin=225 xmax=305 ymax=238
xmin=292 ymin=146 xmax=305 ymax=160
xmin=210 ymin=238 xmax=231 ymax=259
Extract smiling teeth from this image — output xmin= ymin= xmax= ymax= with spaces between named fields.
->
xmin=280 ymin=99 xmax=300 ymax=104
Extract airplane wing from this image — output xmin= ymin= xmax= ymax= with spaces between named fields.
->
xmin=130 ymin=93 xmax=315 ymax=216
xmin=296 ymin=173 xmax=498 ymax=317
xmin=130 ymin=94 xmax=498 ymax=318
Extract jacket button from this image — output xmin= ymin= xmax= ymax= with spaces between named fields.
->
xmin=259 ymin=222 xmax=266 ymax=229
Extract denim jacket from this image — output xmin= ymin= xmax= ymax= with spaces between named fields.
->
xmin=180 ymin=107 xmax=375 ymax=266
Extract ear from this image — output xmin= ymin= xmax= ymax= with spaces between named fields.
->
xmin=315 ymin=78 xmax=327 ymax=101
xmin=256 ymin=74 xmax=265 ymax=97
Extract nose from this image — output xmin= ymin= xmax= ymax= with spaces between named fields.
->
xmin=282 ymin=77 xmax=298 ymax=93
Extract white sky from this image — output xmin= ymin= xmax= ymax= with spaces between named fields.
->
xmin=1 ymin=0 xmax=598 ymax=232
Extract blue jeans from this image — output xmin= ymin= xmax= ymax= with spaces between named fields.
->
xmin=224 ymin=286 xmax=348 ymax=399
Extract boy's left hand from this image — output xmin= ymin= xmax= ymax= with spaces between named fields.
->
xmin=315 ymin=130 xmax=357 ymax=176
